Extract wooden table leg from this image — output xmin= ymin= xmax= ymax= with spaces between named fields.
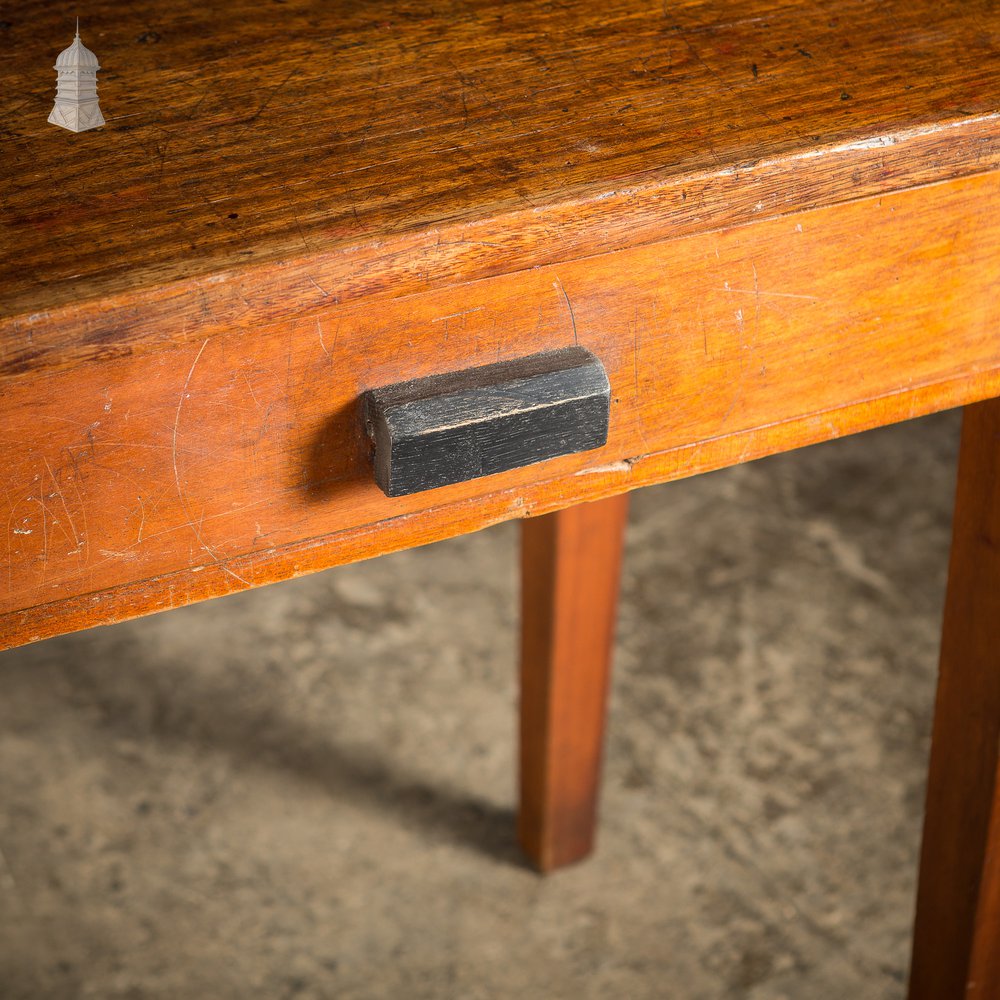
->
xmin=910 ymin=397 xmax=1000 ymax=999
xmin=518 ymin=493 xmax=630 ymax=872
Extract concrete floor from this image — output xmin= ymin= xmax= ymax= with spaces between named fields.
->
xmin=0 ymin=409 xmax=962 ymax=999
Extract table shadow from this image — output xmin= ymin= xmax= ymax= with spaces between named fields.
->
xmin=1 ymin=623 xmax=527 ymax=870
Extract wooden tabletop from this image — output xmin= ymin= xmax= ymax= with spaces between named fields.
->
xmin=3 ymin=0 xmax=998 ymax=376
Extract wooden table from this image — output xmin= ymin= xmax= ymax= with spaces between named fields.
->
xmin=3 ymin=1 xmax=999 ymax=994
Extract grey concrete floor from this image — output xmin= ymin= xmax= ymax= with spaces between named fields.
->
xmin=0 ymin=409 xmax=962 ymax=999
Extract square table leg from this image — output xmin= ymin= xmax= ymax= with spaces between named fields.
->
xmin=910 ymin=397 xmax=1000 ymax=998
xmin=517 ymin=493 xmax=630 ymax=872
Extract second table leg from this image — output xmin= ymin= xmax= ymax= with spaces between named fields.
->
xmin=910 ymin=397 xmax=1000 ymax=998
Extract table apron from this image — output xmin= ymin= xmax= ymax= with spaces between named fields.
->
xmin=3 ymin=172 xmax=1000 ymax=648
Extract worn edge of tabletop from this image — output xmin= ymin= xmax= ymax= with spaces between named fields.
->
xmin=5 ymin=110 xmax=1000 ymax=382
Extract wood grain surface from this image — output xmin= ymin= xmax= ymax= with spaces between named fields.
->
xmin=2 ymin=0 xmax=999 ymax=377
xmin=3 ymin=170 xmax=1000 ymax=649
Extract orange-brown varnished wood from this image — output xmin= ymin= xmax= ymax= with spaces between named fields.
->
xmin=519 ymin=494 xmax=629 ymax=871
xmin=910 ymin=398 xmax=1000 ymax=1000
xmin=2 ymin=0 xmax=1000 ymax=377
xmin=3 ymin=173 xmax=1000 ymax=650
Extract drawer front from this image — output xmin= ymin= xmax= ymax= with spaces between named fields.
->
xmin=3 ymin=173 xmax=1000 ymax=647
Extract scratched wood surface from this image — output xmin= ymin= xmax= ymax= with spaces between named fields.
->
xmin=2 ymin=0 xmax=999 ymax=377
xmin=3 ymin=170 xmax=1000 ymax=648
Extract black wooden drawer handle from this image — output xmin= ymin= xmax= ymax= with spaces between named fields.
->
xmin=362 ymin=346 xmax=611 ymax=497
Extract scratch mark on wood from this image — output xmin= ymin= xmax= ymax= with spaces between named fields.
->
xmin=751 ymin=263 xmax=761 ymax=337
xmin=235 ymin=67 xmax=296 ymax=138
xmin=61 ymin=446 xmax=85 ymax=524
xmin=172 ymin=339 xmax=249 ymax=586
xmin=3 ymin=486 xmax=22 ymax=593
xmin=43 ymin=456 xmax=81 ymax=554
xmin=432 ymin=306 xmax=484 ymax=323
xmin=719 ymin=387 xmax=744 ymax=429
xmin=241 ymin=370 xmax=264 ymax=410
xmin=632 ymin=307 xmax=641 ymax=396
xmin=172 ymin=339 xmax=209 ymax=500
xmin=292 ymin=214 xmax=311 ymax=253
xmin=720 ymin=286 xmax=819 ymax=301
xmin=34 ymin=496 xmax=48 ymax=571
xmin=307 ymin=275 xmax=331 ymax=297
xmin=553 ymin=277 xmax=579 ymax=345
xmin=455 ymin=71 xmax=469 ymax=128
xmin=317 ymin=318 xmax=331 ymax=358
xmin=533 ymin=303 xmax=545 ymax=337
